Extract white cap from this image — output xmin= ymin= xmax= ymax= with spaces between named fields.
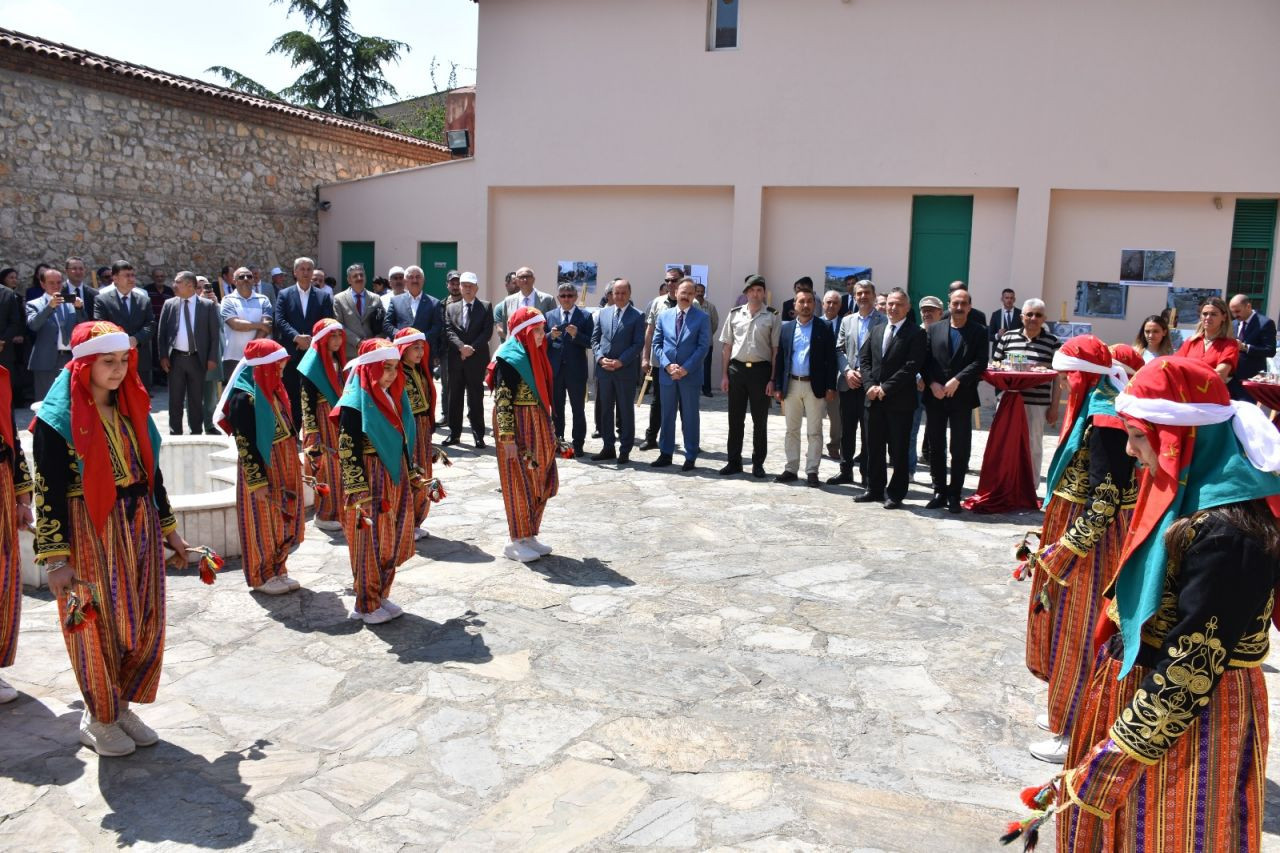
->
xmin=388 ymin=266 xmax=406 ymax=277
xmin=460 ymin=272 xmax=478 ymax=285
xmin=270 ymin=266 xmax=285 ymax=276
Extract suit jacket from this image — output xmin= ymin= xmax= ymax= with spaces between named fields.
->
xmin=255 ymin=281 xmax=278 ymax=305
xmin=383 ymin=291 xmax=443 ymax=356
xmin=26 ymin=293 xmax=84 ymax=370
xmin=1235 ymin=311 xmax=1277 ymax=381
xmin=93 ymin=286 xmax=154 ymax=372
xmin=497 ymin=290 xmax=556 ymax=340
xmin=444 ymin=299 xmax=494 ymax=363
xmin=545 ymin=305 xmax=594 ymax=382
xmin=157 ymin=295 xmax=220 ymax=367
xmin=273 ymin=284 xmax=335 ymax=361
xmin=773 ymin=316 xmax=838 ymax=399
xmin=332 ymin=287 xmax=387 ymax=362
xmin=651 ymin=305 xmax=710 ymax=386
xmin=0 ymin=286 xmax=24 ymax=370
xmin=836 ymin=309 xmax=887 ymax=377
xmin=923 ymin=320 xmax=989 ymax=411
xmin=591 ymin=304 xmax=646 ymax=371
xmin=63 ymin=282 xmax=97 ymax=321
xmin=989 ymin=305 xmax=1023 ymax=341
xmin=860 ymin=319 xmax=928 ymax=412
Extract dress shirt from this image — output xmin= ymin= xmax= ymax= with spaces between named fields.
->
xmin=791 ymin=318 xmax=813 ymax=377
xmin=720 ymin=305 xmax=781 ymax=363
xmin=520 ymin=291 xmax=534 ymax=309
xmin=882 ymin=320 xmax=900 ymax=356
xmin=297 ymin=285 xmax=311 ymax=315
xmin=1237 ymin=311 xmax=1256 ymax=346
xmin=855 ymin=311 xmax=875 ymax=350
xmin=174 ymin=297 xmax=195 ymax=352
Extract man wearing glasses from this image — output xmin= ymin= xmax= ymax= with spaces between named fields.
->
xmin=219 ymin=266 xmax=274 ymax=381
xmin=991 ymin=297 xmax=1062 ymax=488
xmin=546 ymin=283 xmax=594 ymax=455
xmin=496 ymin=268 xmax=554 ymax=343
xmin=637 ymin=272 xmax=681 ymax=451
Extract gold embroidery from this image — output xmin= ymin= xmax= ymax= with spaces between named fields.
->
xmin=272 ymin=402 xmax=293 ymax=444
xmin=1061 ymin=477 xmax=1119 ymax=557
xmin=234 ymin=434 xmax=268 ymax=491
xmin=338 ymin=429 xmax=368 ymax=496
xmin=1051 ymin=438 xmax=1091 ymax=505
xmin=514 ymin=381 xmax=539 ymax=406
xmin=1231 ymin=591 xmax=1273 ymax=667
xmin=301 ymin=385 xmax=318 ymax=437
xmin=405 ymin=370 xmax=430 ymax=416
xmin=494 ymin=385 xmax=516 ymax=439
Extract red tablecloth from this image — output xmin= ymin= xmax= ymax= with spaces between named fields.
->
xmin=962 ymin=369 xmax=1057 ymax=514
xmin=1243 ymin=381 xmax=1280 ymax=430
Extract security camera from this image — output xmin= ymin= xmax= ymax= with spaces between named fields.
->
xmin=318 ymin=200 xmax=332 ymax=211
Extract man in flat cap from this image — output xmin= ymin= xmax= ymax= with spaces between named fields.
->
xmin=717 ymin=274 xmax=780 ymax=477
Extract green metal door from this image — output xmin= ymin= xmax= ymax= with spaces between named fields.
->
xmin=339 ymin=241 xmax=376 ymax=293
xmin=418 ymin=242 xmax=458 ymax=300
xmin=907 ymin=196 xmax=974 ymax=306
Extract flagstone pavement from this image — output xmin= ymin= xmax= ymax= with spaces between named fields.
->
xmin=2 ymin=391 xmax=1280 ymax=852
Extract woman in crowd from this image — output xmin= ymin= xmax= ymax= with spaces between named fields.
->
xmin=0 ymin=361 xmax=34 ymax=704
xmin=1022 ymin=336 xmax=1136 ymax=764
xmin=335 ymin=339 xmax=417 ymax=624
xmin=1131 ymin=314 xmax=1173 ymax=363
xmin=1174 ymin=296 xmax=1238 ymax=382
xmin=31 ymin=321 xmax=188 ymax=756
xmin=395 ymin=327 xmax=441 ymax=540
xmin=298 ymin=318 xmax=346 ymax=532
xmin=213 ymin=339 xmax=304 ymax=596
xmin=487 ymin=306 xmax=559 ymax=563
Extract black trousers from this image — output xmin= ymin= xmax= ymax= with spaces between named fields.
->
xmin=702 ymin=351 xmax=713 ymax=394
xmin=838 ymin=386 xmax=868 ymax=474
xmin=865 ymin=402 xmax=913 ymax=501
xmin=166 ymin=351 xmax=206 ymax=434
xmin=924 ymin=402 xmax=972 ymax=498
xmin=725 ymin=360 xmax=771 ymax=465
xmin=447 ymin=352 xmax=487 ymax=439
xmin=437 ymin=352 xmax=450 ymax=423
xmin=553 ymin=370 xmax=588 ymax=448
xmin=283 ymin=358 xmax=303 ymax=427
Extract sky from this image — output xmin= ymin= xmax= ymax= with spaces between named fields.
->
xmin=0 ymin=0 xmax=478 ymax=104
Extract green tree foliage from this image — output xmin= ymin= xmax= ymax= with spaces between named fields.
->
xmin=208 ymin=0 xmax=407 ymax=121
xmin=387 ymin=57 xmax=457 ymax=144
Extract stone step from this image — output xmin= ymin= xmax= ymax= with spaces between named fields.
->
xmin=209 ymin=466 xmax=238 ymax=488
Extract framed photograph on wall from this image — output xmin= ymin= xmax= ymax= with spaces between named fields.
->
xmin=1120 ymin=249 xmax=1176 ymax=286
xmin=557 ymin=261 xmax=598 ymax=293
xmin=823 ymin=265 xmax=873 ymax=292
xmin=1166 ymin=287 xmax=1222 ymax=326
xmin=1074 ymin=281 xmax=1128 ymax=319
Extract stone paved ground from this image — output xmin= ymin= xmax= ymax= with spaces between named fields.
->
xmin=2 ymin=392 xmax=1280 ymax=852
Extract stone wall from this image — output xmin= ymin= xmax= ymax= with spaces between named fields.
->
xmin=0 ymin=63 xmax=443 ymax=281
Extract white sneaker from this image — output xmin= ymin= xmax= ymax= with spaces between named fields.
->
xmin=116 ymin=708 xmax=158 ymax=746
xmin=0 ymin=677 xmax=17 ymax=704
xmin=79 ymin=712 xmax=136 ymax=757
xmin=254 ymin=575 xmax=294 ymax=596
xmin=413 ymin=527 xmax=429 ymax=541
xmin=360 ymin=607 xmax=395 ymax=625
xmin=1029 ymin=733 xmax=1070 ymax=764
xmin=280 ymin=575 xmax=301 ymax=591
xmin=522 ymin=537 xmax=553 ymax=556
xmin=380 ymin=599 xmax=404 ymax=618
xmin=1035 ymin=712 xmax=1052 ymax=732
xmin=503 ymin=540 xmax=540 ymax=563
xmin=315 ymin=519 xmax=344 ymax=532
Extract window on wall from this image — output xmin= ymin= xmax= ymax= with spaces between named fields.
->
xmin=1226 ymin=199 xmax=1278 ymax=314
xmin=709 ymin=0 xmax=740 ymax=50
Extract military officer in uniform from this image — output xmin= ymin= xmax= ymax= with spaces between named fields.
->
xmin=717 ymin=275 xmax=782 ymax=478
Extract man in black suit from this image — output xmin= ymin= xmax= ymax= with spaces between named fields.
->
xmin=859 ymin=288 xmax=928 ymax=508
xmin=781 ymin=276 xmax=814 ymax=322
xmin=93 ymin=260 xmax=155 ymax=388
xmin=0 ymin=277 xmax=24 ymax=377
xmin=1229 ymin=294 xmax=1278 ymax=401
xmin=443 ymin=272 xmax=494 ymax=447
xmin=771 ymin=289 xmax=838 ymax=487
xmin=546 ymin=283 xmax=594 ymax=455
xmin=989 ymin=288 xmax=1022 ymax=343
xmin=943 ymin=280 xmax=987 ymax=329
xmin=591 ymin=279 xmax=646 ymax=463
xmin=923 ymin=288 xmax=988 ymax=513
xmin=383 ymin=265 xmax=443 ymax=354
xmin=273 ymin=256 xmax=335 ymax=425
xmin=63 ymin=256 xmax=98 ymax=321
xmin=157 ymin=271 xmax=220 ymax=434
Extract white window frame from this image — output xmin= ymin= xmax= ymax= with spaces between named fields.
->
xmin=707 ymin=0 xmax=741 ymax=51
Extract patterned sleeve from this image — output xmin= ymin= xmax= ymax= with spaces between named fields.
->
xmin=227 ymin=391 xmax=269 ymax=491
xmin=337 ymin=405 xmax=370 ymax=502
xmin=31 ymin=418 xmax=73 ymax=561
xmin=152 ymin=464 xmax=177 ymax=535
xmin=1066 ymin=517 xmax=1275 ymax=818
xmin=1059 ymin=425 xmax=1134 ymax=559
xmin=493 ymin=361 xmax=517 ymax=440
xmin=300 ymin=378 xmax=319 ymax=444
xmin=11 ymin=438 xmax=32 ymax=496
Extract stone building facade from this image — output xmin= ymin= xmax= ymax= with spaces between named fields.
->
xmin=0 ymin=27 xmax=448 ymax=282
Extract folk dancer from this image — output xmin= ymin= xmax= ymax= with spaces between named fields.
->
xmin=213 ymin=339 xmax=304 ymax=596
xmin=298 ymin=318 xmax=346 ymax=532
xmin=0 ymin=364 xmax=34 ymax=703
xmin=31 ymin=321 xmax=188 ymax=756
xmin=395 ymin=328 xmax=446 ymax=540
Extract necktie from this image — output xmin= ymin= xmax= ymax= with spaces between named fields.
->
xmin=182 ymin=298 xmax=193 ymax=351
xmin=463 ymin=302 xmax=471 ymax=328
xmin=54 ymin=300 xmax=66 ymax=345
xmin=883 ymin=323 xmax=896 ymax=356
xmin=123 ymin=293 xmax=132 ymax=324
xmin=676 ymin=311 xmax=685 ymax=338
xmin=356 ymin=291 xmax=364 ymax=316
xmin=1238 ymin=318 xmax=1247 ymax=339
xmin=1005 ymin=310 xmax=1012 ymax=329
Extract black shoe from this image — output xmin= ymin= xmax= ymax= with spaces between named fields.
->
xmin=853 ymin=493 xmax=883 ymax=503
xmin=826 ymin=471 xmax=853 ymax=485
xmin=806 ymin=473 xmax=820 ymax=487
xmin=591 ymin=449 xmax=617 ymax=462
xmin=701 ymin=390 xmax=713 ymax=398
xmin=617 ymin=453 xmax=630 ymax=464
xmin=774 ymin=470 xmax=798 ymax=483
xmin=474 ymin=436 xmax=486 ymax=449
xmin=573 ymin=444 xmax=584 ymax=456
xmin=948 ymin=497 xmax=963 ymax=514
xmin=591 ymin=430 xmax=601 ymax=439
xmin=638 ymin=438 xmax=658 ymax=451
xmin=651 ymin=454 xmax=672 ymax=467
xmin=752 ymin=464 xmax=766 ymax=478
xmin=682 ymin=459 xmax=696 ymax=472
xmin=883 ymin=499 xmax=903 ymax=510
xmin=718 ymin=463 xmax=742 ymax=476
xmin=925 ymin=494 xmax=947 ymax=509
xmin=442 ymin=436 xmax=461 ymax=447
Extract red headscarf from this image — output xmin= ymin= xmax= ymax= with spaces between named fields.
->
xmin=393 ymin=327 xmax=430 ymax=370
xmin=486 ymin=306 xmax=553 ymax=413
xmin=1051 ymin=335 xmax=1113 ymax=442
xmin=310 ymin=317 xmax=346 ymax=397
xmin=336 ymin=338 xmax=405 ymax=434
xmin=244 ymin=339 xmax=291 ymax=417
xmin=1110 ymin=343 xmax=1145 ymax=376
xmin=67 ymin=321 xmax=156 ymax=533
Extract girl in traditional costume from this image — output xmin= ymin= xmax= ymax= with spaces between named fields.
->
xmin=1008 ymin=357 xmax=1280 ymax=852
xmin=335 ymin=339 xmax=418 ymax=624
xmin=487 ymin=307 xmax=559 ymax=563
xmin=0 ymin=364 xmax=34 ymax=704
xmin=31 ymin=321 xmax=188 ymax=756
xmin=1021 ymin=336 xmax=1137 ymax=764
xmin=298 ymin=318 xmax=346 ymax=532
xmin=213 ymin=339 xmax=304 ymax=595
xmin=394 ymin=327 xmax=446 ymax=540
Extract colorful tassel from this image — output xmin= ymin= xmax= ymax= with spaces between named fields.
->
xmin=433 ymin=446 xmax=453 ymax=467
xmin=63 ymin=581 xmax=100 ymax=634
xmin=556 ymin=439 xmax=575 ymax=459
xmin=190 ymin=546 xmax=226 ymax=585
xmin=427 ymin=478 xmax=447 ymax=503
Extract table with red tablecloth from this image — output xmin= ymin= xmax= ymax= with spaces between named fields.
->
xmin=962 ymin=369 xmax=1058 ymax=514
xmin=1243 ymin=380 xmax=1280 ymax=430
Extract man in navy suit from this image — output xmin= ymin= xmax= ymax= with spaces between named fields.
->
xmin=273 ymin=256 xmax=335 ymax=425
xmin=1229 ymin=293 xmax=1278 ymax=401
xmin=651 ymin=279 xmax=710 ymax=471
xmin=860 ymin=287 xmax=928 ymax=507
xmin=27 ymin=268 xmax=85 ymax=399
xmin=383 ymin=264 xmax=443 ymax=357
xmin=591 ymin=279 xmax=646 ymax=463
xmin=545 ymin=283 xmax=594 ymax=455
xmin=989 ymin=288 xmax=1022 ymax=344
xmin=93 ymin=260 xmax=155 ymax=388
xmin=772 ymin=289 xmax=838 ymax=487
xmin=923 ymin=288 xmax=988 ymax=512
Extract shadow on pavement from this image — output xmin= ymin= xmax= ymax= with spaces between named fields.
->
xmin=526 ymin=555 xmax=635 ymax=588
xmin=368 ymin=610 xmax=493 ymax=665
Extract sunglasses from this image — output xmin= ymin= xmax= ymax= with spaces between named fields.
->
xmin=516 ymin=274 xmax=533 ymax=280
xmin=558 ymin=293 xmax=576 ymax=299
xmin=1024 ymin=312 xmax=1044 ymax=318
xmin=235 ymin=274 xmax=252 ymax=280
